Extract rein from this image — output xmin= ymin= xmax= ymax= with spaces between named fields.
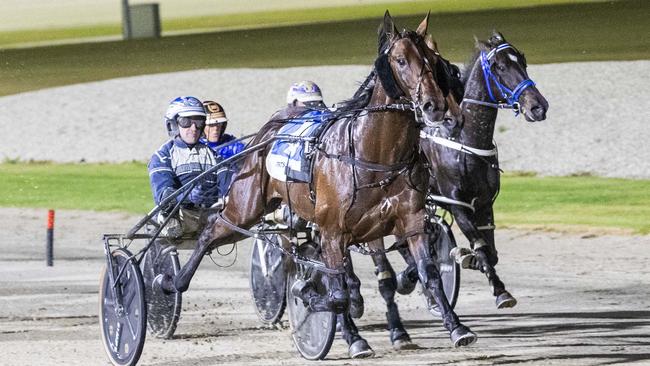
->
xmin=463 ymin=43 xmax=536 ymax=116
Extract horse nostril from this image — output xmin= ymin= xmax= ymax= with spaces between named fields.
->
xmin=531 ymin=105 xmax=545 ymax=118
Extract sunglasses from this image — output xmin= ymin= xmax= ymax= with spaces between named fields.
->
xmin=177 ymin=116 xmax=206 ymax=129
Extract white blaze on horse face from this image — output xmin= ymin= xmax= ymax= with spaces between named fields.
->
xmin=507 ymin=54 xmax=519 ymax=63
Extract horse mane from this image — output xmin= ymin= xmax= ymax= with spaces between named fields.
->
xmin=334 ymin=70 xmax=377 ymax=113
xmin=462 ymin=32 xmax=513 ymax=86
xmin=461 ymin=49 xmax=481 ymax=87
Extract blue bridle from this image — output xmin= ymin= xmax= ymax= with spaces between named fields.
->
xmin=478 ymin=43 xmax=536 ymax=115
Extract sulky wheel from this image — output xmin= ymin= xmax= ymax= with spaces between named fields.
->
xmin=249 ymin=235 xmax=287 ymax=325
xmin=425 ymin=218 xmax=461 ymax=315
xmin=99 ymin=248 xmax=146 ymax=366
xmin=285 ymin=242 xmax=336 ymax=360
xmin=141 ymin=242 xmax=182 ymax=339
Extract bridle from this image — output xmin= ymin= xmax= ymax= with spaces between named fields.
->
xmin=375 ymin=31 xmax=445 ymax=125
xmin=463 ymin=43 xmax=536 ymax=116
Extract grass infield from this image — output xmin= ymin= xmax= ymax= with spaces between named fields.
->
xmin=0 ymin=0 xmax=647 ymax=96
xmin=1 ymin=163 xmax=648 ymax=234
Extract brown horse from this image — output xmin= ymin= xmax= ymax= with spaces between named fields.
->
xmin=159 ymin=11 xmax=476 ymax=357
xmin=361 ymin=32 xmax=549 ymax=345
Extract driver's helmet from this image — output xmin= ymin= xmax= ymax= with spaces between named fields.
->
xmin=164 ymin=96 xmax=206 ymax=137
xmin=286 ymin=81 xmax=323 ymax=106
xmin=203 ymin=100 xmax=228 ymax=126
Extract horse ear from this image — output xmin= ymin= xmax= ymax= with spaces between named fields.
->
xmin=383 ymin=10 xmax=399 ymax=41
xmin=424 ymin=34 xmax=437 ymax=52
xmin=475 ymin=36 xmax=490 ymax=52
xmin=489 ymin=30 xmax=505 ymax=46
xmin=416 ymin=11 xmax=430 ymax=36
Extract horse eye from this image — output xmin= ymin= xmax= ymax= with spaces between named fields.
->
xmin=397 ymin=58 xmax=407 ymax=67
xmin=495 ymin=63 xmax=506 ymax=72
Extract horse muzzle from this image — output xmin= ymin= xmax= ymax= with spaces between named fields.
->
xmin=419 ymin=101 xmax=447 ymax=124
xmin=520 ymin=90 xmax=549 ymax=122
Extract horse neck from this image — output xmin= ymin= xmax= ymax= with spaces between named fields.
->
xmin=353 ymin=85 xmax=418 ymax=164
xmin=459 ymin=58 xmax=499 ymax=149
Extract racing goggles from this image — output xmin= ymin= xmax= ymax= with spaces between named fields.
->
xmin=177 ymin=116 xmax=206 ymax=129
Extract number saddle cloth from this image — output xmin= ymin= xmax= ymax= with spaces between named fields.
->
xmin=265 ymin=109 xmax=331 ymax=183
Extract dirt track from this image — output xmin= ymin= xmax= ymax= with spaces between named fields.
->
xmin=1 ymin=208 xmax=648 ymax=365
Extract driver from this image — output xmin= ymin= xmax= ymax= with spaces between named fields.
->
xmin=148 ymin=96 xmax=221 ymax=238
xmin=270 ymin=80 xmax=328 ymax=122
xmin=200 ymin=100 xmax=245 ymax=198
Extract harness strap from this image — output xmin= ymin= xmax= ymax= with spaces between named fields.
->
xmin=349 ymin=229 xmax=423 ymax=256
xmin=428 ymin=194 xmax=476 ymax=213
xmin=356 ymin=166 xmax=408 ymax=190
xmin=320 ymin=150 xmax=412 ymax=172
xmin=477 ymin=224 xmax=496 ymax=231
xmin=461 ymin=98 xmax=517 ymax=110
xmin=420 ymin=130 xmax=497 ymax=157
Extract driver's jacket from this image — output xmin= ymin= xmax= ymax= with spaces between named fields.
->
xmin=148 ymin=137 xmax=221 ymax=209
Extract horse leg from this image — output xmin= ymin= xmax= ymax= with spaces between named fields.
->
xmin=450 ymin=206 xmax=516 ymax=309
xmin=343 ymin=255 xmax=364 ymax=319
xmin=395 ymin=243 xmax=419 ymax=295
xmin=338 ymin=311 xmax=375 ymax=358
xmin=408 ymin=233 xmax=477 ymax=347
xmin=290 ymin=231 xmax=349 ymax=313
xmin=368 ymin=238 xmax=413 ymax=350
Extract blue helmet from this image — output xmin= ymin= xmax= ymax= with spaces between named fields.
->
xmin=286 ymin=81 xmax=323 ymax=105
xmin=164 ymin=96 xmax=206 ymax=137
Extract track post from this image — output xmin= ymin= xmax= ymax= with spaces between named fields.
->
xmin=46 ymin=209 xmax=55 ymax=266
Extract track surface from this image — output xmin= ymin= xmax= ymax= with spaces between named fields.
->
xmin=1 ymin=208 xmax=648 ymax=365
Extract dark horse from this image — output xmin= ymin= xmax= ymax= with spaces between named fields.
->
xmin=420 ymin=31 xmax=548 ymax=307
xmin=158 ymin=12 xmax=476 ymax=357
xmin=359 ymin=31 xmax=549 ymax=346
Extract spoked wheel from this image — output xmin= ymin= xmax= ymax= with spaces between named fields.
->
xmin=286 ymin=242 xmax=336 ymax=360
xmin=250 ymin=234 xmax=287 ymax=325
xmin=99 ymin=248 xmax=146 ymax=366
xmin=141 ymin=242 xmax=182 ymax=339
xmin=426 ymin=218 xmax=461 ymax=315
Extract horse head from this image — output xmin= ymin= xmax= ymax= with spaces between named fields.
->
xmin=375 ymin=11 xmax=449 ymax=123
xmin=475 ymin=31 xmax=549 ymax=122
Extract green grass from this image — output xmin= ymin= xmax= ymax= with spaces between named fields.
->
xmin=1 ymin=163 xmax=648 ymax=234
xmin=0 ymin=0 xmax=647 ymax=96
xmin=495 ymin=174 xmax=650 ymax=234
xmin=0 ymin=162 xmax=151 ymax=214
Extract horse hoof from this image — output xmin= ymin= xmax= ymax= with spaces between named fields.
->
xmin=396 ymin=270 xmax=417 ymax=295
xmin=450 ymin=325 xmax=477 ymax=348
xmin=349 ymin=339 xmax=375 ymax=359
xmin=390 ymin=329 xmax=415 ymax=350
xmin=449 ymin=247 xmax=475 ymax=269
xmin=349 ymin=296 xmax=364 ymax=319
xmin=496 ymin=291 xmax=517 ymax=309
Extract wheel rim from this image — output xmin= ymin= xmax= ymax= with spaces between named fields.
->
xmin=141 ymin=246 xmax=182 ymax=339
xmin=100 ymin=248 xmax=146 ymax=366
xmin=285 ymin=243 xmax=336 ymax=360
xmin=250 ymin=236 xmax=287 ymax=324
